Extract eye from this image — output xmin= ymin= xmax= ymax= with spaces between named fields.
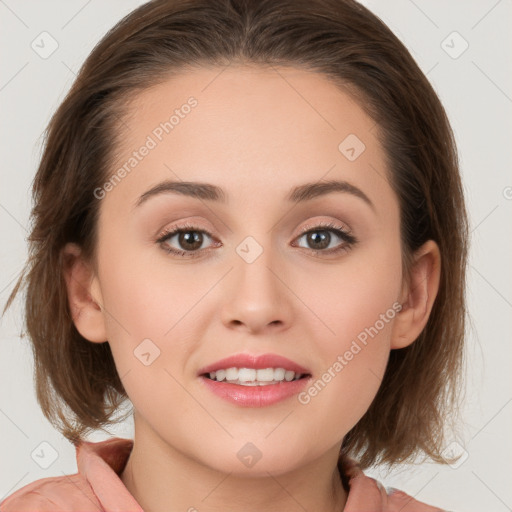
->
xmin=292 ymin=221 xmax=357 ymax=256
xmin=156 ymin=223 xmax=219 ymax=258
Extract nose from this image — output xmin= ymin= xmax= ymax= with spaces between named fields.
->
xmin=219 ymin=241 xmax=293 ymax=335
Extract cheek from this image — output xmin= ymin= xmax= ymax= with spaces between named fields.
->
xmin=92 ymin=230 xmax=213 ymax=391
xmin=294 ymin=241 xmax=402 ymax=433
xmin=96 ymin=237 xmax=204 ymax=339
xmin=304 ymin=236 xmax=403 ymax=354
xmin=94 ymin=245 xmax=198 ymax=419
xmin=295 ymin=309 xmax=397 ymax=454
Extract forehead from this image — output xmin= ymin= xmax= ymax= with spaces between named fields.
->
xmin=107 ymin=64 xmax=393 ymax=213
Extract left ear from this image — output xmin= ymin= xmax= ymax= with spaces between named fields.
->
xmin=391 ymin=240 xmax=441 ymax=349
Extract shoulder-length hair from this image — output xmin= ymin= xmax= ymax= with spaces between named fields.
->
xmin=5 ymin=0 xmax=468 ymax=469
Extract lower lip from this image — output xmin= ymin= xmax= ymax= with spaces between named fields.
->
xmin=199 ymin=376 xmax=311 ymax=407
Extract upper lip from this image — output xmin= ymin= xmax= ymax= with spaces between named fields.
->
xmin=198 ymin=353 xmax=310 ymax=376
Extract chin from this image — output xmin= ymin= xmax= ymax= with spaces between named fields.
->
xmin=196 ymin=441 xmax=308 ymax=478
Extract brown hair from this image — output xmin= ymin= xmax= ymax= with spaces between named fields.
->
xmin=4 ymin=0 xmax=468 ymax=468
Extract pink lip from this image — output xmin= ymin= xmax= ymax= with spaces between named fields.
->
xmin=199 ymin=377 xmax=311 ymax=407
xmin=197 ymin=353 xmax=310 ymax=375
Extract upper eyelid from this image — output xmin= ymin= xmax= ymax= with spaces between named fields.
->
xmin=298 ymin=220 xmax=351 ymax=235
xmin=157 ymin=221 xmax=350 ymax=238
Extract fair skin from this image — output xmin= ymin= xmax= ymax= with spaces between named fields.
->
xmin=63 ymin=65 xmax=440 ymax=512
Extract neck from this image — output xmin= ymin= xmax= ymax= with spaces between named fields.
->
xmin=120 ymin=417 xmax=347 ymax=512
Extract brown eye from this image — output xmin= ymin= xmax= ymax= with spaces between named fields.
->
xmin=174 ymin=230 xmax=204 ymax=251
xmin=294 ymin=222 xmax=358 ymax=256
xmin=303 ymin=230 xmax=332 ymax=250
xmin=156 ymin=224 xmax=217 ymax=258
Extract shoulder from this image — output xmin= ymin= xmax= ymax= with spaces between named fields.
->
xmin=384 ymin=487 xmax=447 ymax=511
xmin=385 ymin=487 xmax=448 ymax=512
xmin=0 ymin=473 xmax=101 ymax=512
xmin=341 ymin=457 xmax=447 ymax=512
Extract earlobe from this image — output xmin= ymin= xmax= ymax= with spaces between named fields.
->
xmin=391 ymin=240 xmax=441 ymax=349
xmin=62 ymin=242 xmax=107 ymax=343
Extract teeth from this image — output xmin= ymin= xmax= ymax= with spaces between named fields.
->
xmin=284 ymin=370 xmax=295 ymax=381
xmin=225 ymin=367 xmax=238 ymax=380
xmin=256 ymin=368 xmax=274 ymax=382
xmin=207 ymin=367 xmax=304 ymax=384
xmin=274 ymin=368 xmax=285 ymax=381
xmin=238 ymin=368 xmax=256 ymax=382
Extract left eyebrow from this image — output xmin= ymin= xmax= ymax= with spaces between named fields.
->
xmin=287 ymin=179 xmax=375 ymax=211
xmin=134 ymin=178 xmax=375 ymax=211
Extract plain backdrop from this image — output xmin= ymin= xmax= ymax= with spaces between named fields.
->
xmin=1 ymin=1 xmax=511 ymax=511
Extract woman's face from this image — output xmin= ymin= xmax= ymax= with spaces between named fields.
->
xmin=89 ymin=65 xmax=405 ymax=475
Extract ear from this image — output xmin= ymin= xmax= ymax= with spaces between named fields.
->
xmin=391 ymin=240 xmax=441 ymax=349
xmin=62 ymin=242 xmax=107 ymax=343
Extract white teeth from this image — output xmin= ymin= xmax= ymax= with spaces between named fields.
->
xmin=225 ymin=367 xmax=238 ymax=380
xmin=206 ymin=367 xmax=305 ymax=384
xmin=274 ymin=368 xmax=285 ymax=381
xmin=256 ymin=368 xmax=275 ymax=382
xmin=284 ymin=370 xmax=295 ymax=381
xmin=238 ymin=368 xmax=256 ymax=382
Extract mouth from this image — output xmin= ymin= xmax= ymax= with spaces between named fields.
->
xmin=197 ymin=353 xmax=312 ymax=407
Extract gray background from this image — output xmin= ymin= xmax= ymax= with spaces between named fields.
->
xmin=1 ymin=1 xmax=511 ymax=510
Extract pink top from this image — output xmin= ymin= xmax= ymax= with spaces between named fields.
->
xmin=1 ymin=437 xmax=444 ymax=511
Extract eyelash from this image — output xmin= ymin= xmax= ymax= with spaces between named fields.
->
xmin=156 ymin=221 xmax=358 ymax=259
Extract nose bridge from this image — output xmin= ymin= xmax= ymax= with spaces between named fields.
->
xmin=235 ymin=233 xmax=282 ymax=302
xmin=219 ymin=232 xmax=292 ymax=332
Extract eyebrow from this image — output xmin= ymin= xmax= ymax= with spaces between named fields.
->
xmin=135 ymin=178 xmax=375 ymax=210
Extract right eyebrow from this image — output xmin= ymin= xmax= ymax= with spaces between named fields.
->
xmin=135 ymin=180 xmax=226 ymax=207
